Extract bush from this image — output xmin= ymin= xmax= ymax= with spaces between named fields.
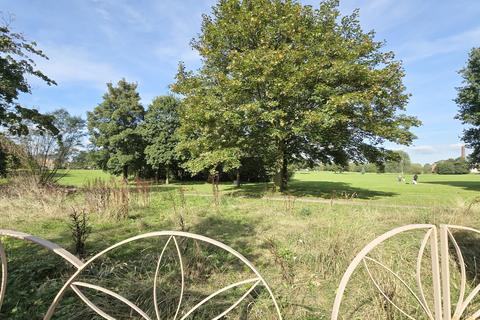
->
xmin=409 ymin=163 xmax=423 ymax=174
xmin=435 ymin=158 xmax=470 ymax=174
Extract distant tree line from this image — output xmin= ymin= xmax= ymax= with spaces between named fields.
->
xmin=434 ymin=158 xmax=470 ymax=174
xmin=316 ymin=152 xmax=470 ymax=175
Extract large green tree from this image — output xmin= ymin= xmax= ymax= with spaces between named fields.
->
xmin=456 ymin=47 xmax=480 ymax=163
xmin=173 ymin=0 xmax=420 ymax=191
xmin=140 ymin=96 xmax=180 ymax=184
xmin=87 ymin=79 xmax=145 ymax=180
xmin=0 ymin=23 xmax=57 ymax=135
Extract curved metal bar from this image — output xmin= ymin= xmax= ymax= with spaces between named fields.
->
xmin=363 ymin=259 xmax=415 ymax=320
xmin=179 ymin=277 xmax=260 ymax=320
xmin=45 ymin=231 xmax=282 ymax=320
xmin=153 ymin=235 xmax=173 ymax=320
xmin=416 ymin=228 xmax=434 ymax=319
xmin=71 ymin=281 xmax=152 ymax=320
xmin=70 ymin=285 xmax=115 ymax=320
xmin=0 ymin=230 xmax=83 ymax=268
xmin=445 ymin=225 xmax=480 ymax=319
xmin=364 ymin=256 xmax=431 ymax=318
xmin=331 ymin=224 xmax=435 ymax=320
xmin=172 ymin=236 xmax=184 ymax=320
xmin=448 ymin=229 xmax=467 ymax=319
xmin=0 ymin=241 xmax=7 ymax=311
xmin=211 ymin=279 xmax=261 ymax=320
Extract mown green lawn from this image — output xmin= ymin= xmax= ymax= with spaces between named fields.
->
xmin=59 ymin=169 xmax=480 ymax=207
xmin=57 ymin=169 xmax=113 ymax=186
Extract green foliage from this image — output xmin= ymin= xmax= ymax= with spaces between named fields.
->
xmin=384 ymin=150 xmax=411 ymax=173
xmin=409 ymin=163 xmax=423 ymax=174
xmin=0 ymin=23 xmax=57 ymax=135
xmin=87 ymin=79 xmax=145 ymax=179
xmin=11 ymin=108 xmax=85 ymax=185
xmin=69 ymin=150 xmax=99 ymax=169
xmin=173 ymin=0 xmax=420 ymax=191
xmin=49 ymin=108 xmax=86 ymax=164
xmin=423 ymin=163 xmax=433 ymax=173
xmin=456 ymin=47 xmax=480 ymax=163
xmin=435 ymin=158 xmax=470 ymax=174
xmin=140 ymin=96 xmax=180 ymax=182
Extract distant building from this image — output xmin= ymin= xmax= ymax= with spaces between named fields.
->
xmin=461 ymin=145 xmax=466 ymax=159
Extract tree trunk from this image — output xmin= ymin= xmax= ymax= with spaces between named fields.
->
xmin=122 ymin=165 xmax=128 ymax=182
xmin=234 ymin=170 xmax=241 ymax=187
xmin=279 ymin=154 xmax=288 ymax=192
xmin=274 ymin=140 xmax=288 ymax=192
xmin=165 ymin=166 xmax=170 ymax=185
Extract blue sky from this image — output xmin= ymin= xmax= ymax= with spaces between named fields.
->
xmin=2 ymin=0 xmax=480 ymax=164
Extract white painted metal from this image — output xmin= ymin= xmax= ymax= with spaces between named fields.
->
xmin=5 ymin=223 xmax=480 ymax=319
xmin=43 ymin=231 xmax=282 ymax=319
xmin=332 ymin=224 xmax=480 ymax=320
xmin=0 ymin=229 xmax=282 ymax=319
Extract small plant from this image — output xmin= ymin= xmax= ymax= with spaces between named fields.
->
xmin=134 ymin=177 xmax=151 ymax=207
xmin=211 ymin=171 xmax=220 ymax=207
xmin=265 ymin=238 xmax=295 ymax=285
xmin=299 ymin=207 xmax=312 ymax=217
xmin=283 ymin=195 xmax=296 ymax=214
xmin=68 ymin=207 xmax=91 ymax=258
xmin=164 ymin=188 xmax=189 ymax=231
xmin=83 ymin=178 xmax=130 ymax=220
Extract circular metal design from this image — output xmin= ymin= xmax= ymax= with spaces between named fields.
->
xmin=332 ymin=224 xmax=480 ymax=320
xmin=0 ymin=229 xmax=282 ymax=320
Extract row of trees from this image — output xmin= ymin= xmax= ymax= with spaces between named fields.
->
xmin=8 ymin=0 xmax=478 ymax=188
xmin=434 ymin=158 xmax=470 ymax=174
xmin=87 ymin=82 xmax=181 ymax=182
xmin=85 ymin=0 xmax=425 ymax=189
xmin=1 ymin=0 xmax=424 ymax=189
xmin=319 ymin=150 xmax=427 ymax=174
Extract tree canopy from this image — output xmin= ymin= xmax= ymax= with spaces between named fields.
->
xmin=456 ymin=47 xmax=480 ymax=163
xmin=87 ymin=79 xmax=145 ymax=180
xmin=0 ymin=23 xmax=57 ymax=135
xmin=173 ymin=0 xmax=420 ymax=191
xmin=140 ymin=96 xmax=180 ymax=183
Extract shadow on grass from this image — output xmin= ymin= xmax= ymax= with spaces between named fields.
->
xmin=450 ymin=230 xmax=480 ymax=287
xmin=286 ymin=180 xmax=397 ymax=199
xmin=424 ymin=180 xmax=480 ymax=192
xmin=225 ymin=179 xmax=397 ymax=200
xmin=191 ymin=215 xmax=260 ymax=260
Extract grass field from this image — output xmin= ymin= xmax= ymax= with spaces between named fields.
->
xmin=1 ymin=170 xmax=480 ymax=319
xmin=59 ymin=169 xmax=480 ymax=207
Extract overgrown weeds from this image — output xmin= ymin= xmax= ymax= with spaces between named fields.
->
xmin=163 ymin=188 xmax=189 ymax=231
xmin=83 ymin=178 xmax=130 ymax=220
xmin=68 ymin=207 xmax=91 ymax=257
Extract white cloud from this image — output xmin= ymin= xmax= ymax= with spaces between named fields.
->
xmin=400 ymin=27 xmax=480 ymax=63
xmin=35 ymin=45 xmax=125 ymax=89
xmin=406 ymin=145 xmax=437 ymax=154
xmin=403 ymin=144 xmax=467 ymax=158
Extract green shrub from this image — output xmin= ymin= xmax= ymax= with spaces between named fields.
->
xmin=435 ymin=158 xmax=470 ymax=174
